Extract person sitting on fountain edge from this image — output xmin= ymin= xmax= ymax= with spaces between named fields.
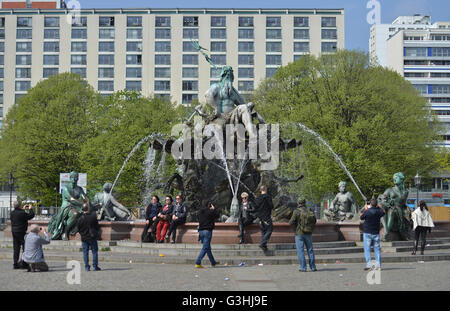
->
xmin=254 ymin=185 xmax=274 ymax=252
xmin=141 ymin=195 xmax=161 ymax=243
xmin=156 ymin=196 xmax=174 ymax=243
xmin=165 ymin=194 xmax=187 ymax=244
xmin=238 ymin=192 xmax=257 ymax=244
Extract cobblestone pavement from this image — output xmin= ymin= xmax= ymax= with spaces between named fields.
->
xmin=0 ymin=259 xmax=449 ymax=291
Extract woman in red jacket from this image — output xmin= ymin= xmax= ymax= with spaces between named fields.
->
xmin=156 ymin=196 xmax=174 ymax=243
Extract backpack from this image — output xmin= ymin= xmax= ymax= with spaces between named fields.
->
xmin=299 ymin=208 xmax=316 ymax=234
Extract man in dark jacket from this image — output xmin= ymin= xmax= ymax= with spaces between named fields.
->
xmin=77 ymin=203 xmax=101 ymax=271
xmin=141 ymin=195 xmax=161 ymax=242
xmin=166 ymin=194 xmax=187 ymax=243
xmin=195 ymin=199 xmax=220 ymax=268
xmin=360 ymin=198 xmax=385 ymax=271
xmin=254 ymin=186 xmax=274 ymax=252
xmin=10 ymin=201 xmax=35 ymax=269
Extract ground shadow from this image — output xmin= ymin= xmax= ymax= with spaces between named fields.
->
xmin=313 ymin=268 xmax=347 ymax=272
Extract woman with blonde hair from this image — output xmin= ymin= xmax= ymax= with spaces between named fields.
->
xmin=411 ymin=200 xmax=434 ymax=255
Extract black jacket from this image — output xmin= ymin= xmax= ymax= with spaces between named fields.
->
xmin=254 ymin=193 xmax=274 ymax=221
xmin=145 ymin=202 xmax=161 ymax=220
xmin=173 ymin=202 xmax=187 ymax=221
xmin=77 ymin=212 xmax=100 ymax=242
xmin=10 ymin=208 xmax=35 ymax=233
xmin=159 ymin=204 xmax=173 ymax=221
xmin=197 ymin=206 xmax=220 ymax=231
xmin=360 ymin=207 xmax=385 ymax=235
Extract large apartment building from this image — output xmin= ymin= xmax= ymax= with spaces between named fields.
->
xmin=0 ymin=5 xmax=345 ymax=131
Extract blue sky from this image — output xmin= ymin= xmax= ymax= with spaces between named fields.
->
xmin=78 ymin=0 xmax=450 ymax=52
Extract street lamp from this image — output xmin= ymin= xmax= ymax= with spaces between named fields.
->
xmin=8 ymin=173 xmax=14 ymax=209
xmin=414 ymin=172 xmax=421 ymax=209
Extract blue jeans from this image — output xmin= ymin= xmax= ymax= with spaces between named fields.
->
xmin=82 ymin=239 xmax=98 ymax=269
xmin=363 ymin=233 xmax=381 ymax=268
xmin=195 ymin=230 xmax=216 ymax=266
xmin=295 ymin=234 xmax=316 ymax=271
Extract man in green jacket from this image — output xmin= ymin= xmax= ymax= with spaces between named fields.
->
xmin=289 ymin=198 xmax=317 ymax=272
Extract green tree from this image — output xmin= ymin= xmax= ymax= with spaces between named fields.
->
xmin=252 ymin=50 xmax=442 ymax=204
xmin=0 ymin=73 xmax=101 ymax=205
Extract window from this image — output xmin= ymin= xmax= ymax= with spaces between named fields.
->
xmin=155 ymin=55 xmax=170 ymax=65
xmin=294 ymin=29 xmax=309 ymax=39
xmin=44 ymin=41 xmax=59 ymax=52
xmin=99 ymin=17 xmax=114 ymax=27
xmin=72 ymin=29 xmax=87 ymax=39
xmin=431 ymin=47 xmax=450 ymax=57
xmin=99 ymin=41 xmax=114 ymax=52
xmin=99 ymin=68 xmax=114 ymax=78
xmin=43 ymin=55 xmax=59 ymax=65
xmin=98 ymin=81 xmax=114 ymax=91
xmin=156 ymin=17 xmax=171 ymax=27
xmin=71 ymin=42 xmax=87 ymax=52
xmin=239 ymin=17 xmax=253 ymax=27
xmin=16 ymin=55 xmax=31 ymax=65
xmin=266 ymin=42 xmax=281 ymax=52
xmin=239 ymin=54 xmax=254 ymax=65
xmin=238 ymin=41 xmax=254 ymax=52
xmin=405 ymin=47 xmax=427 ymax=57
xmin=238 ymin=68 xmax=254 ymax=78
xmin=183 ymin=16 xmax=198 ymax=27
xmin=127 ymin=29 xmax=142 ymax=39
xmin=266 ymin=29 xmax=281 ymax=39
xmin=294 ymin=42 xmax=309 ymax=53
xmin=210 ymin=67 xmax=221 ymax=78
xmin=182 ymin=67 xmax=198 ymax=78
xmin=211 ymin=16 xmax=226 ymax=27
xmin=431 ymin=97 xmax=450 ymax=103
xmin=404 ymin=72 xmax=426 ymax=78
xmin=431 ymin=85 xmax=450 ymax=94
xmin=211 ymin=41 xmax=226 ymax=52
xmin=156 ymin=94 xmax=170 ymax=101
xmin=238 ymin=81 xmax=254 ymax=91
xmin=45 ymin=17 xmax=59 ymax=27
xmin=71 ymin=16 xmax=87 ymax=27
xmin=99 ymin=29 xmax=115 ymax=39
xmin=266 ymin=68 xmax=277 ymax=77
xmin=211 ymin=55 xmax=226 ymax=65
xmin=71 ymin=67 xmax=86 ymax=78
xmin=182 ymin=94 xmax=198 ymax=105
xmin=182 ymin=81 xmax=198 ymax=91
xmin=266 ymin=17 xmax=281 ymax=27
xmin=16 ymin=68 xmax=31 ymax=78
xmin=211 ymin=28 xmax=226 ymax=39
xmin=322 ymin=42 xmax=337 ymax=53
xmin=126 ymin=67 xmax=142 ymax=78
xmin=322 ymin=29 xmax=337 ymax=40
xmin=0 ymin=17 xmax=5 ymax=27
xmin=322 ymin=17 xmax=336 ymax=27
xmin=155 ymin=80 xmax=170 ymax=91
xmin=44 ymin=29 xmax=59 ymax=39
xmin=15 ymin=81 xmax=31 ymax=91
xmin=155 ymin=67 xmax=171 ymax=78
xmin=266 ymin=55 xmax=281 ymax=65
xmin=17 ymin=29 xmax=32 ymax=39
xmin=183 ymin=28 xmax=198 ymax=39
xmin=413 ymin=84 xmax=427 ymax=94
xmin=43 ymin=68 xmax=58 ymax=78
xmin=294 ymin=17 xmax=309 ymax=27
xmin=71 ymin=55 xmax=87 ymax=65
xmin=0 ymin=42 xmax=3 ymax=52
xmin=431 ymin=73 xmax=450 ymax=78
xmin=17 ymin=17 xmax=32 ymax=27
xmin=0 ymin=68 xmax=3 ymax=78
xmin=183 ymin=41 xmax=196 ymax=52
xmin=155 ymin=29 xmax=171 ymax=39
xmin=238 ymin=29 xmax=254 ymax=39
xmin=127 ymin=16 xmax=142 ymax=27
xmin=127 ymin=41 xmax=143 ymax=52
xmin=16 ymin=42 xmax=32 ymax=52
xmin=182 ymin=54 xmax=198 ymax=65
xmin=155 ymin=41 xmax=171 ymax=52
xmin=126 ymin=81 xmax=141 ymax=91
xmin=126 ymin=55 xmax=142 ymax=65
xmin=0 ymin=55 xmax=2 ymax=65
xmin=15 ymin=94 xmax=25 ymax=104
xmin=0 ymin=29 xmax=4 ymax=39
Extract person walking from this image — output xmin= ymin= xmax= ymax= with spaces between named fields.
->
xmin=166 ymin=194 xmax=187 ymax=243
xmin=10 ymin=201 xmax=35 ymax=269
xmin=141 ymin=195 xmax=161 ymax=242
xmin=156 ymin=196 xmax=173 ymax=243
xmin=289 ymin=199 xmax=317 ymax=272
xmin=254 ymin=185 xmax=274 ymax=252
xmin=237 ymin=192 xmax=257 ymax=244
xmin=22 ymin=224 xmax=51 ymax=272
xmin=411 ymin=200 xmax=434 ymax=255
xmin=195 ymin=199 xmax=220 ymax=268
xmin=360 ymin=198 xmax=385 ymax=270
xmin=77 ymin=203 xmax=101 ymax=271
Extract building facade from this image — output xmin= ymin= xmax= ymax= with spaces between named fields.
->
xmin=0 ymin=7 xmax=345 ymax=130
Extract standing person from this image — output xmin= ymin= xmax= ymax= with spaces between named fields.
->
xmin=411 ymin=200 xmax=435 ymax=255
xmin=289 ymin=199 xmax=317 ymax=272
xmin=22 ymin=225 xmax=51 ymax=272
xmin=156 ymin=196 xmax=173 ymax=243
xmin=237 ymin=192 xmax=257 ymax=244
xmin=166 ymin=194 xmax=187 ymax=243
xmin=254 ymin=185 xmax=274 ymax=252
xmin=141 ymin=195 xmax=161 ymax=242
xmin=195 ymin=199 xmax=220 ymax=268
xmin=10 ymin=201 xmax=35 ymax=269
xmin=360 ymin=198 xmax=385 ymax=270
xmin=77 ymin=203 xmax=101 ymax=271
